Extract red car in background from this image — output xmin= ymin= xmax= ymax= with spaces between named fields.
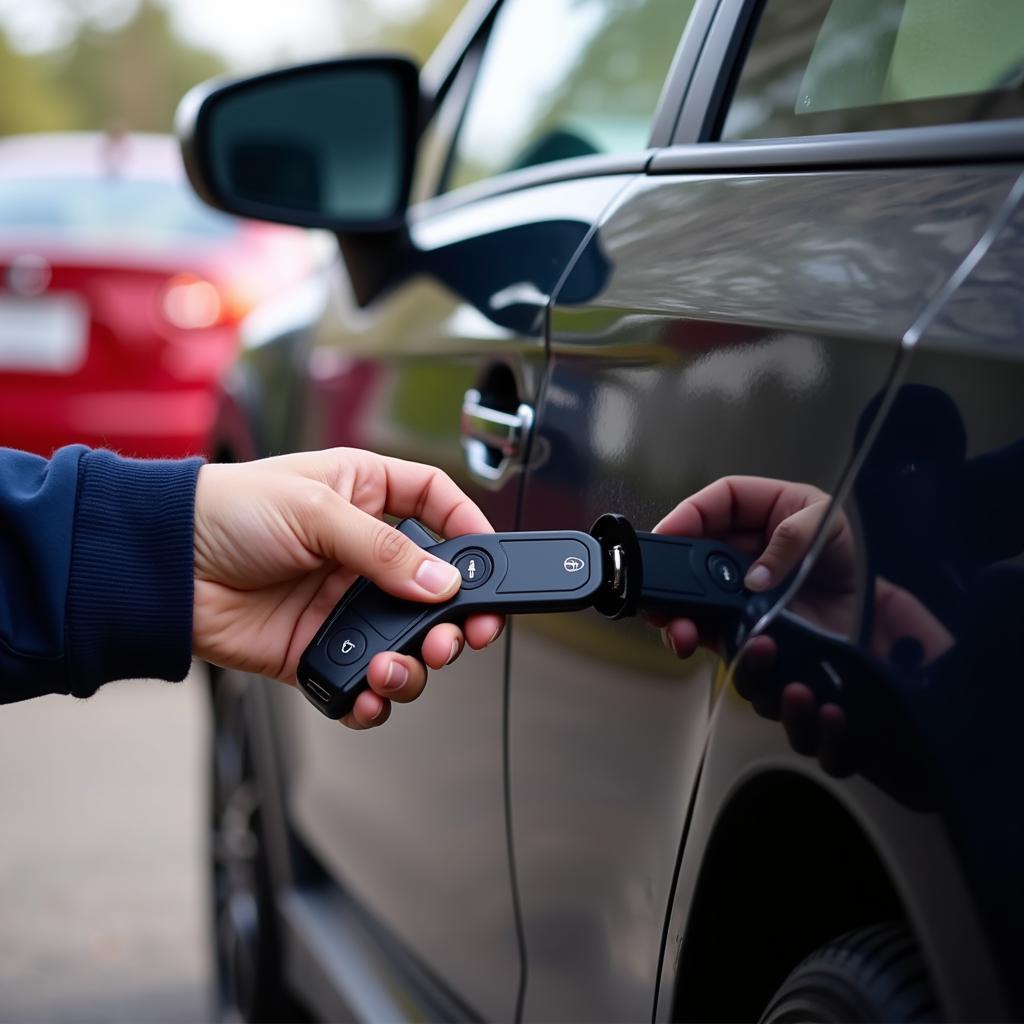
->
xmin=0 ymin=132 xmax=316 ymax=458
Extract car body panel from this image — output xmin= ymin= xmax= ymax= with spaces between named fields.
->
xmin=272 ymin=174 xmax=633 ymax=1019
xmin=194 ymin=0 xmax=1024 ymax=1017
xmin=760 ymin=173 xmax=1024 ymax=1014
xmin=654 ymin=694 xmax=1008 ymax=1022
xmin=509 ymin=164 xmax=1022 ymax=1020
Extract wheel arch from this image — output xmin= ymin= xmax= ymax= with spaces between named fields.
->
xmin=668 ymin=769 xmax=910 ymax=1023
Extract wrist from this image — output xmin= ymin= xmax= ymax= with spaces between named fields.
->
xmin=69 ymin=449 xmax=203 ymax=693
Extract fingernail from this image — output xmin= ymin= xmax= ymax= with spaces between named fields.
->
xmin=745 ymin=564 xmax=772 ymax=590
xmin=487 ymin=622 xmax=504 ymax=645
xmin=663 ymin=629 xmax=678 ymax=657
xmin=383 ymin=661 xmax=408 ymax=691
xmin=415 ymin=559 xmax=461 ymax=595
xmin=446 ymin=639 xmax=460 ymax=665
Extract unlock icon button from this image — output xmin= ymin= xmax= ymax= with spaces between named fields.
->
xmin=454 ymin=548 xmax=493 ymax=590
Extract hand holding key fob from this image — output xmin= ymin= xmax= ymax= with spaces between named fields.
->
xmin=298 ymin=520 xmax=605 ymax=718
xmin=297 ymin=514 xmax=752 ymax=720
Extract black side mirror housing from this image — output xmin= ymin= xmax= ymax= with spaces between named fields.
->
xmin=176 ymin=57 xmax=420 ymax=233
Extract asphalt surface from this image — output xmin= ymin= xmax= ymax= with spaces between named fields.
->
xmin=0 ymin=668 xmax=212 ymax=1023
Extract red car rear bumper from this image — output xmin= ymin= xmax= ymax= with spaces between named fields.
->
xmin=0 ymin=385 xmax=217 ymax=459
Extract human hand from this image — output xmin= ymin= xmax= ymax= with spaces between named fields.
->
xmin=650 ymin=475 xmax=855 ymax=658
xmin=192 ymin=449 xmax=503 ymax=730
xmin=648 ymin=476 xmax=855 ymax=774
xmin=651 ymin=475 xmax=953 ymax=777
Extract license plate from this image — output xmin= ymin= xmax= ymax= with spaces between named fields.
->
xmin=0 ymin=294 xmax=88 ymax=373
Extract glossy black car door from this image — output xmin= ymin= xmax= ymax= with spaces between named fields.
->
xmin=264 ymin=1 xmax=678 ymax=1015
xmin=508 ymin=1 xmax=1024 ymax=1018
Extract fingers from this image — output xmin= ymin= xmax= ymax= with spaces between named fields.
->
xmin=661 ymin=618 xmax=700 ymax=659
xmin=464 ymin=613 xmax=503 ymax=650
xmin=872 ymin=577 xmax=954 ymax=666
xmin=292 ymin=487 xmax=463 ymax=603
xmin=743 ymin=500 xmax=827 ymax=592
xmin=341 ymin=689 xmax=392 ymax=730
xmin=777 ymin=683 xmax=853 ymax=777
xmin=781 ymin=682 xmax=818 ymax=756
xmin=734 ymin=635 xmax=781 ymax=718
xmin=286 ymin=447 xmax=492 ymax=539
xmin=378 ymin=456 xmax=493 ymax=539
xmin=817 ymin=703 xmax=852 ymax=777
xmin=646 ymin=611 xmax=701 ymax=660
xmin=340 ymin=653 xmax=429 ymax=731
xmin=655 ymin=476 xmax=813 ymax=540
xmin=654 ymin=476 xmax=832 ymax=593
xmin=367 ymin=650 xmax=429 ymax=703
xmin=420 ymin=623 xmax=464 ymax=669
xmin=420 ymin=615 xmax=504 ymax=664
xmin=339 ymin=616 xmax=505 ymax=731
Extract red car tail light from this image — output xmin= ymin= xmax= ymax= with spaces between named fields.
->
xmin=160 ymin=273 xmax=224 ymax=329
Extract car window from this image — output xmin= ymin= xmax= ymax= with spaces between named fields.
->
xmin=721 ymin=0 xmax=1024 ymax=140
xmin=446 ymin=0 xmax=697 ymax=192
xmin=0 ymin=178 xmax=239 ymax=243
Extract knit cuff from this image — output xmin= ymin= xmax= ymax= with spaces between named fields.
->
xmin=67 ymin=450 xmax=202 ymax=697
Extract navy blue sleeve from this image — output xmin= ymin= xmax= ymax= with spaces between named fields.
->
xmin=0 ymin=445 xmax=202 ymax=703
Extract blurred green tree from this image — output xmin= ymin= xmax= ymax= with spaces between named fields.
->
xmin=0 ymin=0 xmax=226 ymax=136
xmin=0 ymin=0 xmax=471 ymax=139
xmin=0 ymin=34 xmax=77 ymax=133
xmin=49 ymin=0 xmax=226 ymax=133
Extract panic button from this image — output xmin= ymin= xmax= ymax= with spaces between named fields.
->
xmin=497 ymin=539 xmax=592 ymax=593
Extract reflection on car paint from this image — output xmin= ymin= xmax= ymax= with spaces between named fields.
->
xmin=730 ymin=382 xmax=1024 ymax=1002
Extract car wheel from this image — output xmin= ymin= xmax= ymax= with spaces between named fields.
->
xmin=210 ymin=670 xmax=297 ymax=1023
xmin=759 ymin=923 xmax=939 ymax=1023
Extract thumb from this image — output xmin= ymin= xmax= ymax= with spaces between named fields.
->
xmin=299 ymin=488 xmax=462 ymax=602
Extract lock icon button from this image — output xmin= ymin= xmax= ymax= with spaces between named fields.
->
xmin=327 ymin=628 xmax=368 ymax=666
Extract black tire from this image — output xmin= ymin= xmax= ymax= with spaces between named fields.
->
xmin=760 ymin=923 xmax=939 ymax=1023
xmin=209 ymin=669 xmax=300 ymax=1023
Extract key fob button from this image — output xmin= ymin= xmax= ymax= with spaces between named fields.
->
xmin=497 ymin=538 xmax=592 ymax=593
xmin=707 ymin=553 xmax=743 ymax=593
xmin=327 ymin=628 xmax=368 ymax=666
xmin=454 ymin=549 xmax=493 ymax=589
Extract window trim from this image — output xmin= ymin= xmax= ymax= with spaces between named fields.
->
xmin=651 ymin=120 xmax=1024 ymax=174
xmin=412 ymin=32 xmax=487 ymax=202
xmin=647 ymin=0 xmax=725 ymax=147
xmin=410 ymin=150 xmax=649 ymax=223
xmin=426 ymin=0 xmax=716 ymax=209
xmin=673 ymin=0 xmax=757 ymax=145
xmin=419 ymin=0 xmax=500 ymax=113
xmin=670 ymin=0 xmax=1024 ymax=165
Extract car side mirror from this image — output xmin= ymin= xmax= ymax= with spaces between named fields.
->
xmin=176 ymin=57 xmax=420 ymax=233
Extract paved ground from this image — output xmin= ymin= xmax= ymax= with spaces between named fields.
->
xmin=0 ymin=668 xmax=212 ymax=1023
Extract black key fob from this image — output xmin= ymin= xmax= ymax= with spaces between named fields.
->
xmin=297 ymin=519 xmax=604 ymax=719
xmin=590 ymin=512 xmax=752 ymax=633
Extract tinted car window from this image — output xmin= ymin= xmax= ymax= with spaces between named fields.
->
xmin=0 ymin=178 xmax=239 ymax=242
xmin=721 ymin=0 xmax=1024 ymax=140
xmin=447 ymin=0 xmax=696 ymax=191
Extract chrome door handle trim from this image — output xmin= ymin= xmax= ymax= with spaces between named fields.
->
xmin=461 ymin=388 xmax=534 ymax=485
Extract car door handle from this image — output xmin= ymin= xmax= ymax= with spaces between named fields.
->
xmin=461 ymin=388 xmax=534 ymax=484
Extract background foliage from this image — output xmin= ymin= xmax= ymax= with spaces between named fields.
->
xmin=0 ymin=0 xmax=468 ymax=137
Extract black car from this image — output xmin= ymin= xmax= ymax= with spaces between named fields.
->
xmin=178 ymin=0 xmax=1024 ymax=1019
